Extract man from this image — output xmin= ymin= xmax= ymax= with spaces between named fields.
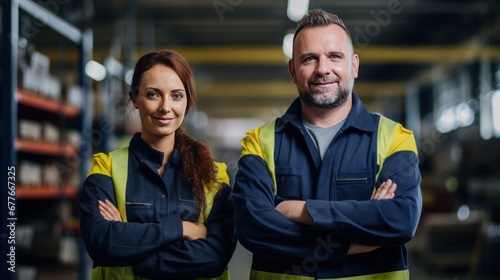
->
xmin=232 ymin=9 xmax=422 ymax=280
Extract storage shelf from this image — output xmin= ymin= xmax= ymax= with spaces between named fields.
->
xmin=16 ymin=138 xmax=78 ymax=157
xmin=1 ymin=1 xmax=92 ymax=279
xmin=16 ymin=186 xmax=78 ymax=199
xmin=17 ymin=89 xmax=80 ymax=118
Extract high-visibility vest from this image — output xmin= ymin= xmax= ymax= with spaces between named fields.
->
xmin=252 ymin=115 xmax=399 ymax=196
xmin=91 ymin=147 xmax=230 ymax=280
xmin=244 ymin=115 xmax=410 ymax=280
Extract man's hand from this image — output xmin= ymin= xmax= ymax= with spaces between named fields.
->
xmin=276 ymin=180 xmax=397 ymax=225
xmin=99 ymin=199 xmax=122 ymax=222
xmin=371 ymin=179 xmax=397 ymax=200
xmin=275 ymin=180 xmax=398 ymax=255
xmin=275 ymin=200 xmax=313 ymax=225
xmin=348 ymin=243 xmax=381 ymax=255
xmin=349 ymin=179 xmax=398 ymax=255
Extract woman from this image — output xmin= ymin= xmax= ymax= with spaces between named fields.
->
xmin=78 ymin=50 xmax=236 ymax=279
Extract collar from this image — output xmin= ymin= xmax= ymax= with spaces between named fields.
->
xmin=279 ymin=92 xmax=377 ymax=133
xmin=129 ymin=133 xmax=181 ymax=168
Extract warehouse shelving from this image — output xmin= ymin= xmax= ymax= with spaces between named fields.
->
xmin=15 ymin=138 xmax=79 ymax=158
xmin=1 ymin=0 xmax=92 ymax=279
xmin=17 ymin=89 xmax=81 ymax=118
xmin=16 ymin=187 xmax=78 ymax=199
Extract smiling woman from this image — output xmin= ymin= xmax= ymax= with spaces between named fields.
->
xmin=78 ymin=50 xmax=236 ymax=280
xmin=132 ymin=64 xmax=188 ymax=149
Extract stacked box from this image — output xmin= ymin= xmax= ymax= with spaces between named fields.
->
xmin=42 ymin=122 xmax=60 ymax=144
xmin=19 ymin=119 xmax=42 ymax=142
xmin=18 ymin=161 xmax=42 ymax=187
xmin=42 ymin=163 xmax=61 ymax=186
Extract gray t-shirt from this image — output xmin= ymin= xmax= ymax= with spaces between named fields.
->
xmin=303 ymin=119 xmax=345 ymax=160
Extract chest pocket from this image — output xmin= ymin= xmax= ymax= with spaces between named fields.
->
xmin=335 ymin=171 xmax=373 ymax=200
xmin=125 ymin=200 xmax=154 ymax=223
xmin=275 ymin=166 xmax=302 ymax=203
xmin=178 ymin=199 xmax=200 ymax=222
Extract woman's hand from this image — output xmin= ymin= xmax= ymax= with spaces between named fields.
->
xmin=182 ymin=221 xmax=207 ymax=241
xmin=98 ymin=199 xmax=208 ymax=241
xmin=98 ymin=199 xmax=122 ymax=222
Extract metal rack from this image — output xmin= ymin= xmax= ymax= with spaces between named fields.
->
xmin=1 ymin=0 xmax=92 ymax=279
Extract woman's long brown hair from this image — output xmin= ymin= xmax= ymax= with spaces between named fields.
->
xmin=129 ymin=50 xmax=219 ymax=219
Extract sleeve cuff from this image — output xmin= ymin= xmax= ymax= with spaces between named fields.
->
xmin=306 ymin=199 xmax=333 ymax=230
xmin=306 ymin=199 xmax=350 ymax=263
xmin=160 ymin=215 xmax=183 ymax=246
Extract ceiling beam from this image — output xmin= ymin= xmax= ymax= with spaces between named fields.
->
xmin=174 ymin=45 xmax=500 ymax=64
xmin=38 ymin=45 xmax=500 ymax=66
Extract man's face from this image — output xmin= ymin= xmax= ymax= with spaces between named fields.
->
xmin=288 ymin=24 xmax=359 ymax=109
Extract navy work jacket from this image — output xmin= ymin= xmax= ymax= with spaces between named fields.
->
xmin=233 ymin=94 xmax=422 ymax=279
xmin=79 ymin=133 xmax=236 ymax=279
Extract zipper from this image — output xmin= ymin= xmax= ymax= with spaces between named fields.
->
xmin=336 ymin=177 xmax=369 ymax=183
xmin=125 ymin=202 xmax=153 ymax=207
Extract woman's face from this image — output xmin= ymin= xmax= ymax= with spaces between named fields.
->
xmin=132 ymin=64 xmax=188 ymax=144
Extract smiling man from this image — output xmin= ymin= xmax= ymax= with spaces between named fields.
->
xmin=291 ymin=21 xmax=357 ymax=112
xmin=232 ymin=9 xmax=422 ymax=280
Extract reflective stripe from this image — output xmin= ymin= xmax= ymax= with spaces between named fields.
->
xmin=241 ymin=120 xmax=277 ymax=193
xmin=250 ymin=269 xmax=408 ymax=280
xmin=92 ymin=266 xmax=146 ymax=280
xmin=92 ymin=266 xmax=230 ymax=280
xmin=376 ymin=115 xmax=398 ymax=182
xmin=91 ymin=148 xmax=230 ymax=280
xmin=250 ymin=269 xmax=314 ymax=280
xmin=320 ymin=270 xmax=409 ymax=280
xmin=200 ymin=162 xmax=229 ymax=224
xmin=259 ymin=120 xmax=277 ymax=194
xmin=192 ymin=270 xmax=230 ymax=280
xmin=110 ymin=148 xmax=129 ymax=222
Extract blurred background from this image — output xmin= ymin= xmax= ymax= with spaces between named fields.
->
xmin=1 ymin=0 xmax=500 ymax=279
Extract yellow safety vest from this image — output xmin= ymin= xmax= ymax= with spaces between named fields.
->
xmin=244 ymin=115 xmax=410 ymax=280
xmin=91 ymin=147 xmax=230 ymax=280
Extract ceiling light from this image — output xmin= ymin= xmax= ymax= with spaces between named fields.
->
xmin=287 ymin=0 xmax=309 ymax=22
xmin=282 ymin=33 xmax=294 ymax=59
xmin=85 ymin=60 xmax=106 ymax=81
xmin=124 ymin=69 xmax=134 ymax=85
xmin=480 ymin=90 xmax=494 ymax=140
xmin=456 ymin=102 xmax=474 ymax=128
xmin=103 ymin=56 xmax=123 ymax=78
xmin=457 ymin=204 xmax=470 ymax=221
xmin=436 ymin=107 xmax=457 ymax=133
xmin=492 ymin=89 xmax=500 ymax=138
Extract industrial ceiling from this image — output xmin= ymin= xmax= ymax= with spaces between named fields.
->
xmin=26 ymin=0 xmax=500 ymax=122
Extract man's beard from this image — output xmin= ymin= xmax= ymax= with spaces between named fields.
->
xmin=298 ymin=78 xmax=354 ymax=109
